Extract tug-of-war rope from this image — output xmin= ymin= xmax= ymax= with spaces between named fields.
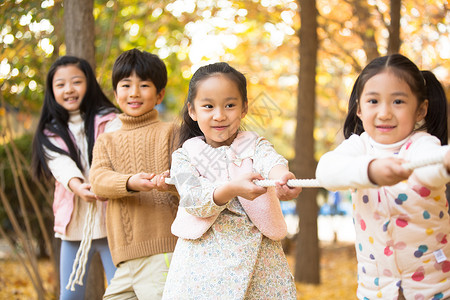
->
xmin=67 ymin=153 xmax=445 ymax=290
xmin=165 ymin=153 xmax=445 ymax=187
xmin=66 ymin=202 xmax=97 ymax=291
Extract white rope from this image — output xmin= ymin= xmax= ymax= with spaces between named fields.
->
xmin=164 ymin=153 xmax=445 ymax=188
xmin=252 ymin=178 xmax=321 ymax=187
xmin=401 ymin=152 xmax=445 ymax=171
xmin=64 ymin=154 xmax=444 ymax=290
xmin=66 ymin=202 xmax=97 ymax=291
xmin=71 ymin=149 xmax=443 ymax=291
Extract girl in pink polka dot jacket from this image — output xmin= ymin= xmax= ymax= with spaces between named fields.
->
xmin=316 ymin=54 xmax=450 ymax=300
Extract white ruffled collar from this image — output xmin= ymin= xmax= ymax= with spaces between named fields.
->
xmin=190 ymin=131 xmax=258 ymax=167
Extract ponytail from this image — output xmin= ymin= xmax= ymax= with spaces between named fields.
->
xmin=343 ymin=75 xmax=364 ymax=139
xmin=422 ymin=71 xmax=448 ymax=145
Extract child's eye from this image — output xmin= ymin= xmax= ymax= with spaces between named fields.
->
xmin=393 ymin=99 xmax=404 ymax=104
xmin=225 ymin=103 xmax=235 ymax=108
xmin=368 ymin=99 xmax=378 ymax=104
xmin=203 ymin=104 xmax=213 ymax=109
xmin=140 ymin=81 xmax=154 ymax=87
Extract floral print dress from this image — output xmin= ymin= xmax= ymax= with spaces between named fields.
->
xmin=162 ymin=133 xmax=296 ymax=300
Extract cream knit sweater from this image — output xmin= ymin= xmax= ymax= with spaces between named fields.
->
xmin=90 ymin=110 xmax=178 ymax=266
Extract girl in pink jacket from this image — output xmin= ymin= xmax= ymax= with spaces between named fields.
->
xmin=32 ymin=56 xmax=119 ymax=300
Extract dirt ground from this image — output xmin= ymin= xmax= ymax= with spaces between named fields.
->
xmin=291 ymin=242 xmax=358 ymax=299
xmin=0 ymin=241 xmax=357 ymax=299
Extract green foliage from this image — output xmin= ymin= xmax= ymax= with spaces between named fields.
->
xmin=0 ymin=0 xmax=63 ymax=113
xmin=93 ymin=1 xmax=193 ymax=112
xmin=1 ymin=0 xmax=449 ymax=159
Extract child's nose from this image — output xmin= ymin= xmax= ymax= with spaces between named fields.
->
xmin=64 ymin=83 xmax=75 ymax=93
xmin=130 ymin=85 xmax=140 ymax=97
xmin=213 ymin=108 xmax=226 ymax=121
xmin=378 ymin=104 xmax=392 ymax=119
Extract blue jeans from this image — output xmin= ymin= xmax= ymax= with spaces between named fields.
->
xmin=60 ymin=238 xmax=116 ymax=300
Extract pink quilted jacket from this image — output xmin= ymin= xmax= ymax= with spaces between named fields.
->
xmin=49 ymin=112 xmax=117 ymax=235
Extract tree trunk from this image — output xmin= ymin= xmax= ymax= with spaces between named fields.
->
xmin=294 ymin=0 xmax=320 ymax=284
xmin=85 ymin=253 xmax=105 ymax=300
xmin=63 ymin=0 xmax=96 ymax=69
xmin=63 ymin=0 xmax=105 ymax=298
xmin=387 ymin=0 xmax=401 ymax=54
xmin=353 ymin=0 xmax=379 ymax=62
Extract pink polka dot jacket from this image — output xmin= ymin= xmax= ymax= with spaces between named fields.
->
xmin=316 ymin=131 xmax=450 ymax=300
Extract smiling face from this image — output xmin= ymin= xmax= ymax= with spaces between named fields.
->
xmin=114 ymin=72 xmax=165 ymax=117
xmin=188 ymin=74 xmax=247 ymax=148
xmin=357 ymin=71 xmax=428 ymax=144
xmin=52 ymin=65 xmax=87 ymax=112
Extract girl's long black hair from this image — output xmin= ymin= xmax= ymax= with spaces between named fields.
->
xmin=31 ymin=56 xmax=118 ymax=180
xmin=343 ymin=53 xmax=448 ymax=145
xmin=178 ymin=62 xmax=248 ymax=148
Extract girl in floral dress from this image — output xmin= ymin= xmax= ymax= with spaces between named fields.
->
xmin=162 ymin=62 xmax=301 ymax=299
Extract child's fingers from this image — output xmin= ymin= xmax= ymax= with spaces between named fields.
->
xmin=156 ymin=176 xmax=169 ymax=190
xmin=95 ymin=195 xmax=108 ymax=201
xmin=249 ymin=172 xmax=264 ymax=181
xmin=79 ymin=183 xmax=92 ymax=192
xmin=143 ymin=180 xmax=157 ymax=190
xmin=278 ymin=174 xmax=291 ymax=185
xmin=392 ymin=163 xmax=412 ymax=178
xmin=276 ymin=184 xmax=302 ymax=200
xmin=77 ymin=183 xmax=96 ymax=201
xmin=142 ymin=172 xmax=155 ymax=180
xmin=249 ymin=177 xmax=267 ymax=194
xmin=81 ymin=183 xmax=92 ymax=190
xmin=81 ymin=190 xmax=97 ymax=202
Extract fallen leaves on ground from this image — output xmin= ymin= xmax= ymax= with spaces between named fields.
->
xmin=288 ymin=241 xmax=358 ymax=299
xmin=0 ymin=259 xmax=56 ymax=300
xmin=0 ymin=242 xmax=357 ymax=299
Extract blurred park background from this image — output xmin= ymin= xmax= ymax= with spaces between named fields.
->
xmin=0 ymin=0 xmax=449 ymax=299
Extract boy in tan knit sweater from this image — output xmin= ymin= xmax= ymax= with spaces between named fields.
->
xmin=89 ymin=48 xmax=178 ymax=300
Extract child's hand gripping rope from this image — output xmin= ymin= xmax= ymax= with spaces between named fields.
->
xmin=165 ymin=152 xmax=446 ymax=188
xmin=67 ymin=170 xmax=172 ymax=291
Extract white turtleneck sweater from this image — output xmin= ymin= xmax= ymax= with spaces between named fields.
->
xmin=316 ymin=131 xmax=450 ymax=300
xmin=316 ymin=131 xmax=449 ymax=190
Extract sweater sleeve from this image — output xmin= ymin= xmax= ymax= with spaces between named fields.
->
xmin=89 ymin=134 xmax=134 ymax=199
xmin=316 ymin=134 xmax=378 ymax=191
xmin=45 ymin=144 xmax=84 ymax=191
xmin=170 ymin=148 xmax=226 ymax=218
xmin=165 ymin=123 xmax=180 ymax=195
xmin=252 ymin=137 xmax=288 ymax=178
xmin=406 ymin=135 xmax=450 ymax=189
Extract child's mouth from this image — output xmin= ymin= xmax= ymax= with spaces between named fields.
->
xmin=65 ymin=97 xmax=78 ymax=102
xmin=128 ymin=102 xmax=142 ymax=108
xmin=376 ymin=125 xmax=395 ymax=132
xmin=212 ymin=126 xmax=228 ymax=131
